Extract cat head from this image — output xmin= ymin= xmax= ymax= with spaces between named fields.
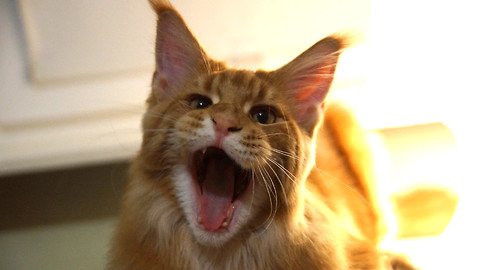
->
xmin=142 ymin=0 xmax=344 ymax=247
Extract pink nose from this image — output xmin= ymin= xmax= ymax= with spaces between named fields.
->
xmin=211 ymin=114 xmax=242 ymax=134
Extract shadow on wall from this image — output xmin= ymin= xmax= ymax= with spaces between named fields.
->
xmin=0 ymin=162 xmax=129 ymax=232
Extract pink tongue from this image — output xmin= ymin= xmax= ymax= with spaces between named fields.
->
xmin=199 ymin=157 xmax=235 ymax=231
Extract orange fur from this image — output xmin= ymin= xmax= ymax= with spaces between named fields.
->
xmin=107 ymin=1 xmax=414 ymax=269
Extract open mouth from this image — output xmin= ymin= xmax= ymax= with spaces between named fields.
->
xmin=190 ymin=147 xmax=251 ymax=232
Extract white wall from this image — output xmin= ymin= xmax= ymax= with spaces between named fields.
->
xmin=0 ymin=0 xmax=371 ymax=175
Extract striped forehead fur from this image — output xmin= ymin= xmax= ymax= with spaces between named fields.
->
xmin=198 ymin=69 xmax=274 ymax=104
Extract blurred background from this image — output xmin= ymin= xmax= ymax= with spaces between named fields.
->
xmin=1 ymin=0 xmax=479 ymax=269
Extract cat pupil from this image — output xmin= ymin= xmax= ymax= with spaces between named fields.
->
xmin=251 ymin=107 xmax=276 ymax=124
xmin=190 ymin=95 xmax=212 ymax=109
xmin=256 ymin=111 xmax=268 ymax=123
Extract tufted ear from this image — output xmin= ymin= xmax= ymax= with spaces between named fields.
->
xmin=272 ymin=36 xmax=344 ymax=135
xmin=149 ymin=0 xmax=207 ymax=100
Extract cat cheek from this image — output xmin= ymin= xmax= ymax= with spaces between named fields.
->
xmin=173 ymin=116 xmax=215 ymax=151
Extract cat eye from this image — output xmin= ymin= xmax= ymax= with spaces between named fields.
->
xmin=189 ymin=95 xmax=213 ymax=109
xmin=250 ymin=106 xmax=277 ymax=125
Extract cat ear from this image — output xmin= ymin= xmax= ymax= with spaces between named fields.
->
xmin=149 ymin=0 xmax=207 ymax=99
xmin=273 ymin=36 xmax=344 ymax=134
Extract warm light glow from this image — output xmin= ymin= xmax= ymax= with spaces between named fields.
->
xmin=350 ymin=1 xmax=480 ymax=268
xmin=375 ymin=121 xmax=479 ymax=270
xmin=371 ymin=123 xmax=462 ymax=269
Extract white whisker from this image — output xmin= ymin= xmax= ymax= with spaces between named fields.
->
xmin=264 ymin=158 xmax=288 ymax=203
xmin=266 ymin=156 xmax=298 ymax=185
xmin=254 ymin=157 xmax=278 ymax=232
xmin=313 ymin=166 xmax=372 ymax=209
xmin=268 ymin=147 xmax=302 ymax=161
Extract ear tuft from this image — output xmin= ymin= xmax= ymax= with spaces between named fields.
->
xmin=148 ymin=0 xmax=173 ymax=14
xmin=273 ymin=35 xmax=347 ymax=134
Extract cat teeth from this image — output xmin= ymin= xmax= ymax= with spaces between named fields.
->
xmin=202 ymin=148 xmax=207 ymax=154
xmin=221 ymin=203 xmax=237 ymax=228
xmin=197 ymin=216 xmax=203 ymax=224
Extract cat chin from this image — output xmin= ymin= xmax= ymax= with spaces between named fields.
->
xmin=188 ymin=201 xmax=253 ymax=247
xmin=189 ymin=226 xmax=238 ymax=247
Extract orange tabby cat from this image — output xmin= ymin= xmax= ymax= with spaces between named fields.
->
xmin=108 ymin=1 xmax=413 ymax=269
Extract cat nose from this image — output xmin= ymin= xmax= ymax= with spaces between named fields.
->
xmin=211 ymin=113 xmax=242 ymax=134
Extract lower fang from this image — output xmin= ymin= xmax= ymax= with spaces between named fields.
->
xmin=197 ymin=217 xmax=203 ymax=224
xmin=221 ymin=221 xmax=228 ymax=228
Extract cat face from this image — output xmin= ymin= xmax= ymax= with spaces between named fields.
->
xmin=141 ymin=0 xmax=343 ymax=247
xmin=143 ymin=69 xmax=306 ymax=246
